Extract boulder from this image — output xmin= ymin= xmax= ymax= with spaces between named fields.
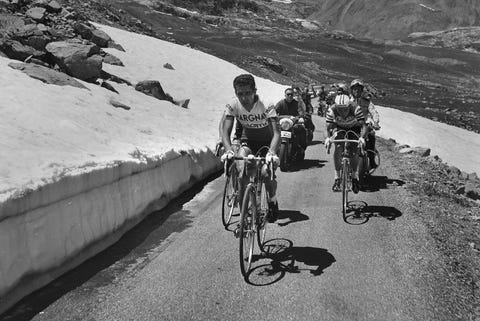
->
xmin=399 ymin=147 xmax=414 ymax=154
xmin=465 ymin=183 xmax=480 ymax=200
xmin=135 ymin=80 xmax=169 ymax=100
xmin=256 ymin=55 xmax=285 ymax=74
xmin=109 ymin=98 xmax=131 ymax=110
xmin=90 ymin=28 xmax=111 ymax=48
xmin=8 ymin=61 xmax=87 ymax=89
xmin=163 ymin=62 xmax=174 ymax=70
xmin=45 ymin=40 xmax=102 ymax=81
xmin=46 ymin=0 xmax=62 ymax=13
xmin=413 ymin=146 xmax=431 ymax=157
xmin=26 ymin=7 xmax=47 ymax=22
xmin=0 ymin=39 xmax=45 ymax=61
xmin=102 ymin=51 xmax=123 ymax=66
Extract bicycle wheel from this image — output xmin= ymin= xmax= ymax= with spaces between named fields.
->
xmin=221 ymin=165 xmax=237 ymax=227
xmin=239 ymin=184 xmax=256 ymax=278
xmin=358 ymin=153 xmax=368 ymax=186
xmin=256 ymin=181 xmax=268 ymax=252
xmin=341 ymin=161 xmax=349 ymax=220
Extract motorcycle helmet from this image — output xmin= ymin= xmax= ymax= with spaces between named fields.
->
xmin=350 ymin=78 xmax=364 ymax=89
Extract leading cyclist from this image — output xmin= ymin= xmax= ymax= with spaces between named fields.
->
xmin=221 ymin=74 xmax=281 ymax=222
xmin=324 ymin=94 xmax=367 ymax=193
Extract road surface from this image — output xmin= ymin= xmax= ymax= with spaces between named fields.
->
xmin=1 ymin=115 xmax=466 ymax=321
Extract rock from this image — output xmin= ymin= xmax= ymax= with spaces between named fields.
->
xmin=135 ymin=80 xmax=170 ymax=100
xmin=455 ymin=185 xmax=465 ymax=195
xmin=413 ymin=146 xmax=431 ymax=157
xmin=448 ymin=166 xmax=461 ymax=177
xmin=467 ymin=172 xmax=479 ymax=181
xmin=26 ymin=7 xmax=47 ymax=22
xmin=163 ymin=62 xmax=174 ymax=70
xmin=107 ymin=40 xmax=125 ymax=52
xmin=73 ymin=22 xmax=93 ymax=40
xmin=8 ymin=61 xmax=87 ymax=89
xmin=46 ymin=0 xmax=61 ymax=13
xmin=90 ymin=28 xmax=111 ymax=48
xmin=102 ymin=51 xmax=123 ymax=66
xmin=100 ymin=80 xmax=118 ymax=93
xmin=45 ymin=40 xmax=102 ymax=81
xmin=109 ymin=98 xmax=131 ymax=110
xmin=465 ymin=183 xmax=480 ymax=200
xmin=399 ymin=147 xmax=414 ymax=154
xmin=0 ymin=39 xmax=45 ymax=61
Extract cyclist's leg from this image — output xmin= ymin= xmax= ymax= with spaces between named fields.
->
xmin=236 ymin=143 xmax=253 ymax=212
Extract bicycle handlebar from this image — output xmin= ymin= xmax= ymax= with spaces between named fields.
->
xmin=223 ymin=156 xmax=274 ymax=180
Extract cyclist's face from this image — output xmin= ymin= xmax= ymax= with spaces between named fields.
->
xmin=235 ymin=85 xmax=256 ymax=108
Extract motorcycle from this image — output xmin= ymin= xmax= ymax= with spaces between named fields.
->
xmin=278 ymin=116 xmax=306 ymax=172
xmin=358 ymin=125 xmax=381 ymax=185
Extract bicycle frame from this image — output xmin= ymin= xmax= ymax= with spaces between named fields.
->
xmin=329 ymin=129 xmax=361 ymax=220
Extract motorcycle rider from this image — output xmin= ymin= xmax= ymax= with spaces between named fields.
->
xmin=350 ymin=78 xmax=365 ymax=104
xmin=324 ymin=94 xmax=367 ymax=193
xmin=221 ymin=74 xmax=281 ymax=222
xmin=358 ymin=92 xmax=380 ymax=168
xmin=275 ymin=87 xmax=308 ymax=151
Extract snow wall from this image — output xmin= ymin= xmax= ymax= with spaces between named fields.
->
xmin=0 ymin=150 xmax=220 ymax=314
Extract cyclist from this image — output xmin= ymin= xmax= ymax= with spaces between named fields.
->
xmin=358 ymin=92 xmax=380 ymax=168
xmin=221 ymin=74 xmax=281 ymax=222
xmin=275 ymin=87 xmax=308 ymax=151
xmin=324 ymin=94 xmax=367 ymax=193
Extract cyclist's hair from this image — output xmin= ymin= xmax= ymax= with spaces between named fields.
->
xmin=233 ymin=74 xmax=256 ymax=90
xmin=284 ymin=87 xmax=294 ymax=93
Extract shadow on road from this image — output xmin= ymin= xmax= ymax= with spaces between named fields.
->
xmin=247 ymin=239 xmax=336 ymax=286
xmin=276 ymin=209 xmax=309 ymax=226
xmin=288 ymin=159 xmax=327 ymax=172
xmin=343 ymin=200 xmax=403 ymax=225
xmin=308 ymin=140 xmax=323 ymax=146
xmin=360 ymin=175 xmax=405 ymax=192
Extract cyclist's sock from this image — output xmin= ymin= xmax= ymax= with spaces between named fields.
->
xmin=334 ymin=170 xmax=341 ymax=179
xmin=352 ymin=171 xmax=359 ymax=180
xmin=270 ymin=196 xmax=277 ymax=204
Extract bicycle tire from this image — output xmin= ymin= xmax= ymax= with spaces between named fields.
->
xmin=256 ymin=181 xmax=268 ymax=252
xmin=341 ymin=160 xmax=349 ymax=220
xmin=239 ymin=184 xmax=256 ymax=278
xmin=221 ymin=165 xmax=237 ymax=227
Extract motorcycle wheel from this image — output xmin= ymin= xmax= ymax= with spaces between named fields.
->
xmin=279 ymin=142 xmax=289 ymax=172
xmin=358 ymin=154 xmax=368 ymax=186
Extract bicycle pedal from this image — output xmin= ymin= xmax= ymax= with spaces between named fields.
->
xmin=233 ymin=227 xmax=240 ymax=238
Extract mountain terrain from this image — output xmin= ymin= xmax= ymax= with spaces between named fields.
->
xmin=36 ymin=0 xmax=479 ymax=133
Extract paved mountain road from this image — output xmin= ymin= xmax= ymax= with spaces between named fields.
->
xmin=2 ymin=115 xmax=464 ymax=321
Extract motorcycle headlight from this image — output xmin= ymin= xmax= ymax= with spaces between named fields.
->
xmin=279 ymin=118 xmax=294 ymax=130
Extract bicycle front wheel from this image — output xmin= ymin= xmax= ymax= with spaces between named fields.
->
xmin=256 ymin=181 xmax=268 ymax=252
xmin=239 ymin=184 xmax=256 ymax=278
xmin=341 ymin=161 xmax=349 ymax=220
xmin=221 ymin=166 xmax=237 ymax=227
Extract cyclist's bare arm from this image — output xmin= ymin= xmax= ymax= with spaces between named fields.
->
xmin=218 ymin=111 xmax=226 ymax=138
xmin=222 ymin=115 xmax=234 ymax=152
xmin=269 ymin=118 xmax=281 ymax=153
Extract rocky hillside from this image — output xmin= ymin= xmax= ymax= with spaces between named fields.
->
xmin=306 ymin=0 xmax=480 ymax=40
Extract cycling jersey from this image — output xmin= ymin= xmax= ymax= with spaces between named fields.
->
xmin=326 ymin=102 xmax=364 ymax=130
xmin=225 ymin=96 xmax=277 ymax=142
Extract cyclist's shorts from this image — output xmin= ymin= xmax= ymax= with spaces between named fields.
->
xmin=333 ymin=129 xmax=360 ymax=156
xmin=239 ymin=140 xmax=271 ymax=156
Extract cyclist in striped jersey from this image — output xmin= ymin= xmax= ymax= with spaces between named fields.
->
xmin=324 ymin=94 xmax=367 ymax=193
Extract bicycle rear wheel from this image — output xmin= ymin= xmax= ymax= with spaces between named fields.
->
xmin=341 ymin=161 xmax=349 ymax=220
xmin=256 ymin=181 xmax=268 ymax=252
xmin=221 ymin=165 xmax=237 ymax=227
xmin=239 ymin=184 xmax=256 ymax=278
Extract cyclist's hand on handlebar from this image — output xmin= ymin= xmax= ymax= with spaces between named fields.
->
xmin=266 ymin=152 xmax=279 ymax=166
xmin=359 ymin=137 xmax=366 ymax=147
xmin=220 ymin=150 xmax=234 ymax=162
xmin=324 ymin=137 xmax=331 ymax=149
